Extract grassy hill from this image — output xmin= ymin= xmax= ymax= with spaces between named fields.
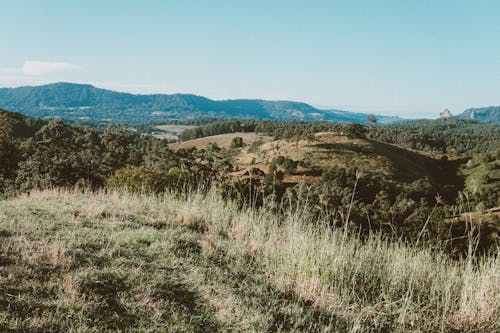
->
xmin=177 ymin=131 xmax=460 ymax=185
xmin=0 ymin=189 xmax=498 ymax=332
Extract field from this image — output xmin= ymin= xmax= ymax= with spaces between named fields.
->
xmin=169 ymin=132 xmax=273 ymax=150
xmin=0 ymin=189 xmax=498 ymax=332
xmin=152 ymin=125 xmax=198 ymax=141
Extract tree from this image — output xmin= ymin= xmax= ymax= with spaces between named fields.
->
xmin=230 ymin=136 xmax=244 ymax=148
xmin=367 ymin=116 xmax=377 ymax=127
xmin=345 ymin=123 xmax=368 ymax=139
xmin=0 ymin=131 xmax=18 ymax=179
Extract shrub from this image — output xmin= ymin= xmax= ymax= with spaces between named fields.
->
xmin=230 ymin=136 xmax=244 ymax=148
xmin=106 ymin=166 xmax=164 ymax=193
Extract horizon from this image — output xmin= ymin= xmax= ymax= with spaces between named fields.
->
xmin=1 ymin=1 xmax=500 ymax=118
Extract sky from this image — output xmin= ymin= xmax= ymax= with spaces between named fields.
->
xmin=1 ymin=0 xmax=499 ymax=118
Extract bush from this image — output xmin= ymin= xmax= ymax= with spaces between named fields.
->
xmin=230 ymin=136 xmax=244 ymax=148
xmin=106 ymin=166 xmax=164 ymax=193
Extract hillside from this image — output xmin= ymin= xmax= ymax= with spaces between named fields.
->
xmin=0 ymin=108 xmax=46 ymax=138
xmin=176 ymin=131 xmax=459 ymax=186
xmin=457 ymin=106 xmax=500 ymax=123
xmin=0 ymin=82 xmax=402 ymax=124
xmin=0 ymin=189 xmax=498 ymax=332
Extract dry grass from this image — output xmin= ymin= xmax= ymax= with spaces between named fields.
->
xmin=153 ymin=124 xmax=198 ymax=141
xmin=169 ymin=132 xmax=273 ymax=150
xmin=0 ymin=188 xmax=498 ymax=332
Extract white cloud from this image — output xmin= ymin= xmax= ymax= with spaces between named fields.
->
xmin=22 ymin=61 xmax=81 ymax=76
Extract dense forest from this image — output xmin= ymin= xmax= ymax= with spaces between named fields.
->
xmin=1 ymin=109 xmax=499 ymax=255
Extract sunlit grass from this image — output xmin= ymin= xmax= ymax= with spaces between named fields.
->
xmin=0 ymin=188 xmax=498 ymax=332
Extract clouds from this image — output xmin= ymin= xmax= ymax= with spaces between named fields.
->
xmin=0 ymin=60 xmax=83 ymax=87
xmin=22 ymin=61 xmax=81 ymax=76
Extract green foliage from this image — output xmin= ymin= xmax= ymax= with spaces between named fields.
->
xmin=272 ymin=155 xmax=298 ymax=174
xmin=180 ymin=119 xmax=257 ymax=141
xmin=369 ymin=118 xmax=500 ymax=155
xmin=106 ymin=166 xmax=165 ymax=193
xmin=344 ymin=123 xmax=368 ymax=139
xmin=230 ymin=136 xmax=244 ymax=149
xmin=460 ymin=148 xmax=500 ymax=208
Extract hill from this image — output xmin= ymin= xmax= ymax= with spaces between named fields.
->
xmin=0 ymin=189 xmax=497 ymax=332
xmin=0 ymin=108 xmax=46 ymax=139
xmin=457 ymin=106 xmax=500 ymax=123
xmin=171 ymin=131 xmax=462 ymax=196
xmin=0 ymin=82 xmax=403 ymax=124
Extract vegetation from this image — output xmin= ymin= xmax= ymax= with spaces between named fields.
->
xmin=0 ymin=189 xmax=497 ymax=332
xmin=230 ymin=136 xmax=244 ymax=149
xmin=458 ymin=106 xmax=500 ymax=123
xmin=0 ymin=82 xmax=402 ymax=124
xmin=1 ymin=108 xmax=499 ymax=331
xmin=369 ymin=118 xmax=500 ymax=155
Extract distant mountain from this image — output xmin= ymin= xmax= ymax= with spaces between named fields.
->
xmin=457 ymin=106 xmax=500 ymax=124
xmin=0 ymin=82 xmax=403 ymax=124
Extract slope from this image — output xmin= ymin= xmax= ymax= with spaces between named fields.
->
xmin=230 ymin=132 xmax=459 ymax=185
xmin=0 ymin=189 xmax=497 ymax=332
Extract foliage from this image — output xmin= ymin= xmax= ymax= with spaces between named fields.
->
xmin=369 ymin=118 xmax=500 ymax=155
xmin=344 ymin=123 xmax=368 ymax=139
xmin=230 ymin=136 xmax=244 ymax=149
xmin=0 ymin=109 xmax=498 ymax=255
xmin=106 ymin=166 xmax=165 ymax=193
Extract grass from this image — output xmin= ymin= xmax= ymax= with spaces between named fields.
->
xmin=169 ymin=133 xmax=273 ymax=150
xmin=238 ymin=132 xmax=455 ymax=184
xmin=153 ymin=125 xmax=199 ymax=141
xmin=0 ymin=189 xmax=498 ymax=332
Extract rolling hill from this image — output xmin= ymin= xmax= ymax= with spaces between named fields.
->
xmin=173 ymin=131 xmax=460 ymax=187
xmin=0 ymin=82 xmax=403 ymax=124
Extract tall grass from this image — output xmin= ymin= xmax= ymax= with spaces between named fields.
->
xmin=169 ymin=189 xmax=499 ymax=332
xmin=4 ymin=188 xmax=499 ymax=332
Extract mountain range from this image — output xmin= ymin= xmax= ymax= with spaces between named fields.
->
xmin=457 ymin=106 xmax=500 ymax=123
xmin=0 ymin=82 xmax=498 ymax=124
xmin=0 ymin=82 xmax=402 ymax=124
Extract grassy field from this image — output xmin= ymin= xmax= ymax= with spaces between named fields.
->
xmin=152 ymin=125 xmax=198 ymax=141
xmin=169 ymin=132 xmax=273 ymax=150
xmin=0 ymin=189 xmax=498 ymax=332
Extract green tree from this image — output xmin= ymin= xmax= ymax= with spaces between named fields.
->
xmin=230 ymin=136 xmax=244 ymax=148
xmin=345 ymin=123 xmax=368 ymax=139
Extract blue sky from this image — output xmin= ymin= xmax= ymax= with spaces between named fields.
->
xmin=1 ymin=0 xmax=499 ymax=117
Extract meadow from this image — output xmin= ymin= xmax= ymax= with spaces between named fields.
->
xmin=0 ymin=188 xmax=497 ymax=332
